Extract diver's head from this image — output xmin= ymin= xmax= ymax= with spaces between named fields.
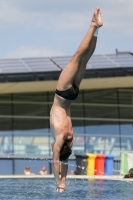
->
xmin=60 ymin=142 xmax=72 ymax=161
xmin=51 ymin=141 xmax=72 ymax=162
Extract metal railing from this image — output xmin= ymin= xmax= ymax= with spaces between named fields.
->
xmin=0 ymin=154 xmax=120 ymax=175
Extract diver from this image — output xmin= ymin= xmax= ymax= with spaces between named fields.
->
xmin=50 ymin=7 xmax=103 ymax=193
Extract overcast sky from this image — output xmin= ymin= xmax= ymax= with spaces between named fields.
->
xmin=0 ymin=0 xmax=133 ymax=58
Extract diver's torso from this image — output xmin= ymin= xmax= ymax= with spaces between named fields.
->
xmin=50 ymin=94 xmax=73 ymax=140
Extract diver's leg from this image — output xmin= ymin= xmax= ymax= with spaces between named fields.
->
xmin=73 ymin=35 xmax=97 ymax=86
xmin=56 ymin=7 xmax=103 ymax=90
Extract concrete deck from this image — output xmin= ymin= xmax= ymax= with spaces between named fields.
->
xmin=0 ymin=175 xmax=132 ymax=181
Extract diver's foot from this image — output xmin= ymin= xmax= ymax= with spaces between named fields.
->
xmin=91 ymin=7 xmax=103 ymax=27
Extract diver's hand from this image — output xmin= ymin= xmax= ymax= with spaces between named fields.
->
xmin=56 ymin=183 xmax=66 ymax=193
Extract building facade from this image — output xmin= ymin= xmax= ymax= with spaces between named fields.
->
xmin=0 ymin=52 xmax=133 ymax=162
xmin=0 ymin=88 xmax=133 ymax=159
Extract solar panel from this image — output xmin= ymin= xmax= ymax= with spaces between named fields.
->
xmin=86 ymin=54 xmax=133 ymax=69
xmin=0 ymin=57 xmax=60 ymax=73
xmin=106 ymin=54 xmax=133 ymax=67
xmin=0 ymin=53 xmax=132 ymax=74
xmin=50 ymin=56 xmax=71 ymax=69
xmin=51 ymin=54 xmax=133 ymax=70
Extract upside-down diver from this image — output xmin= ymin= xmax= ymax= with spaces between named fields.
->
xmin=50 ymin=7 xmax=103 ymax=193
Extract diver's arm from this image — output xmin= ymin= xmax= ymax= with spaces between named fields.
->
xmin=52 ymin=143 xmax=60 ymax=185
xmin=60 ymin=158 xmax=68 ymax=185
xmin=60 ymin=138 xmax=73 ymax=188
xmin=52 ymin=137 xmax=64 ymax=186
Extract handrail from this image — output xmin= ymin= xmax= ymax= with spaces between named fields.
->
xmin=116 ymin=49 xmax=133 ymax=56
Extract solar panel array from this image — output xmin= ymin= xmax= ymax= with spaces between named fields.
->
xmin=0 ymin=57 xmax=60 ymax=74
xmin=0 ymin=53 xmax=132 ymax=74
xmin=51 ymin=54 xmax=133 ymax=69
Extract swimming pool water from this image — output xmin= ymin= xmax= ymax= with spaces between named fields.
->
xmin=0 ymin=178 xmax=132 ymax=200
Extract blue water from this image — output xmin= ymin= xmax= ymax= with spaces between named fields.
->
xmin=0 ymin=178 xmax=132 ymax=200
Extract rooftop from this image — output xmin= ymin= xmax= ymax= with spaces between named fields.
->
xmin=0 ymin=51 xmax=133 ymax=83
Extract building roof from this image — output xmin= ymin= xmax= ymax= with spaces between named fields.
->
xmin=0 ymin=52 xmax=133 ymax=83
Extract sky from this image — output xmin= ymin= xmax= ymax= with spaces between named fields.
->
xmin=0 ymin=0 xmax=133 ymax=59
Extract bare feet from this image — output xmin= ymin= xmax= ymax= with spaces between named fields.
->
xmin=56 ymin=184 xmax=66 ymax=193
xmin=91 ymin=7 xmax=103 ymax=27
